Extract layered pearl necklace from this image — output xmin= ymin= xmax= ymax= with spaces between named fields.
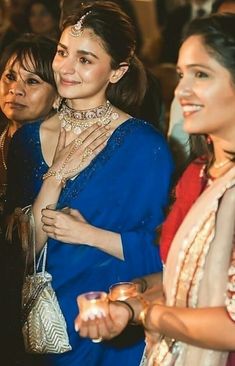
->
xmin=58 ymin=100 xmax=119 ymax=135
xmin=0 ymin=126 xmax=8 ymax=170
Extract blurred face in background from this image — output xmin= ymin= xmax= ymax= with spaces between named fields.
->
xmin=9 ymin=0 xmax=30 ymax=29
xmin=217 ymin=1 xmax=235 ymax=13
xmin=0 ymin=55 xmax=56 ymax=124
xmin=29 ymin=2 xmax=57 ymax=35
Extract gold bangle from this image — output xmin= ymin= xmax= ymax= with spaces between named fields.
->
xmin=127 ymin=295 xmax=149 ymax=325
xmin=137 ymin=295 xmax=149 ymax=326
xmin=134 ymin=277 xmax=148 ymax=293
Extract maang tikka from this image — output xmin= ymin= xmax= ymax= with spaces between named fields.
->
xmin=70 ymin=11 xmax=91 ymax=37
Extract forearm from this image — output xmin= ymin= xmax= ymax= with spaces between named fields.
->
xmin=145 ymin=304 xmax=235 ymax=350
xmin=32 ymin=177 xmax=62 ymax=252
xmin=132 ymin=272 xmax=163 ymax=294
xmin=81 ymin=224 xmax=124 ymax=260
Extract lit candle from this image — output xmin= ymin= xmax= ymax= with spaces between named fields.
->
xmin=77 ymin=291 xmax=109 ymax=321
xmin=108 ymin=282 xmax=138 ymax=301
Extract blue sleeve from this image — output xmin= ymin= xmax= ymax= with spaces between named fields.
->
xmin=5 ymin=130 xmax=24 ymax=215
xmin=5 ymin=121 xmax=46 ymax=215
xmin=120 ymin=128 xmax=174 ymax=276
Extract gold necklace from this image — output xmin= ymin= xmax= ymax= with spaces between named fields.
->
xmin=0 ymin=126 xmax=8 ymax=170
xmin=213 ymin=158 xmax=231 ymax=169
xmin=58 ymin=100 xmax=119 ymax=135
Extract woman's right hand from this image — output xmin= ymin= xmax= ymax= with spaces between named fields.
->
xmin=47 ymin=123 xmax=110 ymax=184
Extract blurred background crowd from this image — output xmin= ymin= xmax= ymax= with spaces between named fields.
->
xmin=0 ymin=2 xmax=235 ymax=365
xmin=2 ymin=0 xmax=234 ymax=136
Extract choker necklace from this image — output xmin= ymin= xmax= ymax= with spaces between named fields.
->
xmin=58 ymin=100 xmax=119 ymax=135
xmin=213 ymin=158 xmax=231 ymax=169
xmin=0 ymin=126 xmax=8 ymax=170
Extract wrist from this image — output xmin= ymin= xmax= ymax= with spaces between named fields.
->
xmin=114 ymin=300 xmax=135 ymax=323
xmin=118 ymin=296 xmax=150 ymax=325
xmin=43 ymin=169 xmax=67 ymax=188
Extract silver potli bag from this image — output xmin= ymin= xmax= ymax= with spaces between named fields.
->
xmin=21 ymin=208 xmax=72 ymax=354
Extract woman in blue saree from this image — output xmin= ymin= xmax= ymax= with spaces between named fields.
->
xmin=6 ymin=2 xmax=173 ymax=365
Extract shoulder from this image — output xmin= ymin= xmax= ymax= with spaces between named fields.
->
xmin=11 ymin=119 xmax=42 ymax=144
xmin=112 ymin=118 xmax=174 ymax=169
xmin=119 ymin=118 xmax=169 ymax=147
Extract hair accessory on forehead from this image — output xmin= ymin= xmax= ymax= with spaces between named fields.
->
xmin=70 ymin=11 xmax=91 ymax=37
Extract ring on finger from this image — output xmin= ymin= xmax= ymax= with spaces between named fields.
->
xmin=74 ymin=138 xmax=83 ymax=147
xmin=82 ymin=147 xmax=93 ymax=160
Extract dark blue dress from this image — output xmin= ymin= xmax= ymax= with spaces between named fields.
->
xmin=7 ymin=118 xmax=174 ymax=366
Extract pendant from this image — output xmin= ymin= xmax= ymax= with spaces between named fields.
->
xmin=74 ymin=126 xmax=82 ymax=135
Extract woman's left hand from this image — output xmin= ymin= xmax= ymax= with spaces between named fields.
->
xmin=41 ymin=206 xmax=89 ymax=243
xmin=75 ymin=301 xmax=131 ymax=341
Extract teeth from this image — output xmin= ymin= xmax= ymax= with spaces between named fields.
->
xmin=182 ymin=105 xmax=202 ymax=112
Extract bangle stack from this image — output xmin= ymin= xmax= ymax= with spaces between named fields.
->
xmin=114 ymin=295 xmax=149 ymax=326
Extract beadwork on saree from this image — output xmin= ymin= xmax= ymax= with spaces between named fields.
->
xmin=146 ymin=166 xmax=235 ymax=366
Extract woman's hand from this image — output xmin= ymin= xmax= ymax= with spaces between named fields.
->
xmin=46 ymin=123 xmax=110 ymax=184
xmin=41 ymin=206 xmax=89 ymax=243
xmin=75 ymin=301 xmax=131 ymax=341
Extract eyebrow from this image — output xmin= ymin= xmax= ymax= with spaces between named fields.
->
xmin=177 ymin=63 xmax=212 ymax=71
xmin=58 ymin=42 xmax=99 ymax=60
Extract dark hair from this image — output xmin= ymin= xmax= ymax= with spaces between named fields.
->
xmin=181 ymin=13 xmax=235 ymax=161
xmin=62 ymin=1 xmax=147 ymax=114
xmin=0 ymin=33 xmax=57 ymax=88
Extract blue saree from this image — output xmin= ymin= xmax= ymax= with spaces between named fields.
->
xmin=7 ymin=118 xmax=174 ymax=366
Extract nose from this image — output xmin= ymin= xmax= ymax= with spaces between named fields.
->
xmin=8 ymin=83 xmax=25 ymax=96
xmin=59 ymin=57 xmax=76 ymax=75
xmin=175 ymin=78 xmax=192 ymax=99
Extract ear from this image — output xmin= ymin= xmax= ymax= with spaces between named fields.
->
xmin=109 ymin=63 xmax=129 ymax=84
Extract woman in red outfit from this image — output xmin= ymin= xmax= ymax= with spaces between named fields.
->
xmin=75 ymin=13 xmax=235 ymax=366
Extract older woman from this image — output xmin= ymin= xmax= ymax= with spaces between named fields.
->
xmin=0 ymin=33 xmax=57 ymax=220
xmin=0 ymin=32 xmax=57 ymax=365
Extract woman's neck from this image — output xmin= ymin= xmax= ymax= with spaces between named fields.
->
xmin=7 ymin=121 xmax=21 ymax=137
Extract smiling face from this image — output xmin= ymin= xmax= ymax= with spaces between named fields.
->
xmin=52 ymin=27 xmax=125 ymax=109
xmin=0 ymin=56 xmax=56 ymax=124
xmin=175 ymin=35 xmax=235 ymax=140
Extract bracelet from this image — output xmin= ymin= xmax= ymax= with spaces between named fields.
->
xmin=137 ymin=296 xmax=149 ymax=326
xmin=133 ymin=277 xmax=148 ymax=293
xmin=138 ymin=277 xmax=148 ymax=293
xmin=42 ymin=170 xmax=67 ymax=188
xmin=114 ymin=300 xmax=135 ymax=323
xmin=132 ymin=295 xmax=150 ymax=326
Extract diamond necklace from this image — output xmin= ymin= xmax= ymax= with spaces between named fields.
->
xmin=0 ymin=126 xmax=8 ymax=170
xmin=58 ymin=100 xmax=119 ymax=135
